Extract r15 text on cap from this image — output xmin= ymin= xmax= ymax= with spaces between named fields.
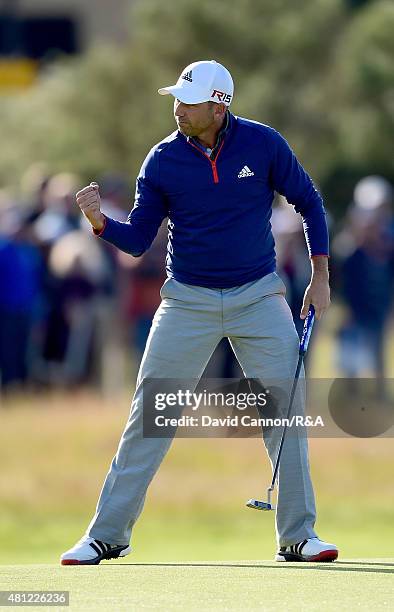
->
xmin=211 ymin=90 xmax=232 ymax=104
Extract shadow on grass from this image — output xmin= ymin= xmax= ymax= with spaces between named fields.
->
xmin=110 ymin=561 xmax=394 ymax=574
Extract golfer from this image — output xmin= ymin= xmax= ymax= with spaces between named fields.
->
xmin=61 ymin=60 xmax=338 ymax=564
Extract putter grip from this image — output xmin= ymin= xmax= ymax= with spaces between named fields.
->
xmin=300 ymin=305 xmax=315 ymax=354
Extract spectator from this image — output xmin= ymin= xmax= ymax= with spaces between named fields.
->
xmin=333 ymin=176 xmax=394 ymax=393
xmin=118 ymin=223 xmax=167 ymax=358
xmin=43 ymin=229 xmax=112 ymax=385
xmin=0 ymin=202 xmax=44 ymax=391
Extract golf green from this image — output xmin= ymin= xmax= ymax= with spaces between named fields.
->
xmin=0 ymin=560 xmax=392 ymax=610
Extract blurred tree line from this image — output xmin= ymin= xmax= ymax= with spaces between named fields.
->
xmin=0 ymin=0 xmax=392 ymax=217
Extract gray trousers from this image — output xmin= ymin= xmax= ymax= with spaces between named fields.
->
xmin=86 ymin=273 xmax=317 ymax=547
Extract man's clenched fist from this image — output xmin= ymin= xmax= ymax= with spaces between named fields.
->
xmin=76 ymin=182 xmax=105 ymax=232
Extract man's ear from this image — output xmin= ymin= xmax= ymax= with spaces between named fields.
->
xmin=214 ymin=102 xmax=227 ymax=118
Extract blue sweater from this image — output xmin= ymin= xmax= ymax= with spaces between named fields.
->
xmin=96 ymin=113 xmax=329 ymax=288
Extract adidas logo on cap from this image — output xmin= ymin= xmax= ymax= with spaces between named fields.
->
xmin=238 ymin=165 xmax=254 ymax=178
xmin=182 ymin=70 xmax=193 ymax=82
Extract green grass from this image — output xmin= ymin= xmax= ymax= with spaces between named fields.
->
xmin=0 ymin=392 xmax=393 ymax=565
xmin=0 ymin=313 xmax=394 ymax=609
xmin=0 ymin=561 xmax=393 ymax=611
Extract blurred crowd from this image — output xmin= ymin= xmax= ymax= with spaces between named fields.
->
xmin=0 ymin=167 xmax=393 ymax=395
xmin=0 ymin=166 xmax=166 ymax=395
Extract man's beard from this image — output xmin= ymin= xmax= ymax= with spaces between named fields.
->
xmin=177 ymin=122 xmax=194 ymax=136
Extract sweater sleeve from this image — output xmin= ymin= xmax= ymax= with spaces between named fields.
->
xmin=94 ymin=148 xmax=168 ymax=257
xmin=267 ymin=128 xmax=329 ymax=257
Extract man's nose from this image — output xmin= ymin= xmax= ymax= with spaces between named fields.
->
xmin=174 ymin=100 xmax=185 ymax=117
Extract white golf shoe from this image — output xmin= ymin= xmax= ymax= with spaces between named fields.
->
xmin=61 ymin=536 xmax=131 ymax=565
xmin=275 ymin=537 xmax=338 ymax=562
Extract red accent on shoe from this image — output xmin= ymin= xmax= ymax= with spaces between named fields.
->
xmin=308 ymin=549 xmax=338 ymax=562
xmin=61 ymin=559 xmax=82 ymax=565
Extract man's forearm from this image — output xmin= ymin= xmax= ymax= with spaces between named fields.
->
xmin=92 ymin=216 xmax=149 ymax=257
xmin=300 ymin=255 xmax=330 ymax=319
xmin=311 ymin=255 xmax=329 ymax=278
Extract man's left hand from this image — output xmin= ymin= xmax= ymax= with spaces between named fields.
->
xmin=300 ymin=256 xmax=330 ymax=320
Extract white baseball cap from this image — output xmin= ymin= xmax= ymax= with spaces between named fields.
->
xmin=158 ymin=60 xmax=234 ymax=106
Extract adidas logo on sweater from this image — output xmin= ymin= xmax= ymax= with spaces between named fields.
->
xmin=238 ymin=165 xmax=254 ymax=178
xmin=182 ymin=70 xmax=193 ymax=82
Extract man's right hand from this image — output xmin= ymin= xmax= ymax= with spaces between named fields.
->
xmin=76 ymin=182 xmax=105 ymax=232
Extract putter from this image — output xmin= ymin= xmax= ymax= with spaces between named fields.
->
xmin=246 ymin=304 xmax=316 ymax=511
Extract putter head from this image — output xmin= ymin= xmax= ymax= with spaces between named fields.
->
xmin=246 ymin=498 xmax=275 ymax=511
